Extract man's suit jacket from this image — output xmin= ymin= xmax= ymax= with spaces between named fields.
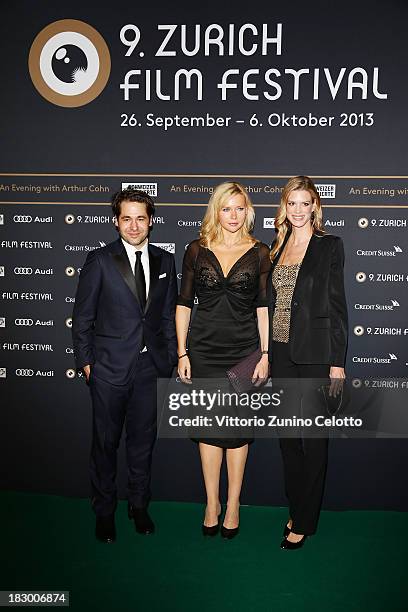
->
xmin=269 ymin=232 xmax=348 ymax=367
xmin=72 ymin=238 xmax=178 ymax=385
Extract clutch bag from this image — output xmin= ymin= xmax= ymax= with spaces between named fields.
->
xmin=318 ymin=381 xmax=349 ymax=416
xmin=226 ymin=349 xmax=266 ymax=393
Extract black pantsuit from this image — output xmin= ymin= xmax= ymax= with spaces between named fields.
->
xmin=269 ymin=232 xmax=348 ymax=535
xmin=271 ymin=340 xmax=329 ymax=535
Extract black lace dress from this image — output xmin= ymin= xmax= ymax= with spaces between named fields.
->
xmin=177 ymin=239 xmax=271 ymax=448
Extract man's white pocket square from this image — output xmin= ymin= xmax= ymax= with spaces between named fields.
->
xmin=159 ymin=272 xmax=167 ymax=279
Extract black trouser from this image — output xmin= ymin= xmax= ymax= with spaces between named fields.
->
xmin=89 ymin=352 xmax=158 ymax=517
xmin=271 ymin=341 xmax=329 ymax=535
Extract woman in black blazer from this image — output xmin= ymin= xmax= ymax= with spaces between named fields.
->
xmin=269 ymin=175 xmax=348 ymax=549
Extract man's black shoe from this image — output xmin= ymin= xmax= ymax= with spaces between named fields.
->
xmin=95 ymin=514 xmax=116 ymax=543
xmin=128 ymin=505 xmax=155 ymax=534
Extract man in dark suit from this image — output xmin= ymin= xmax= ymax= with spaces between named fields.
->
xmin=72 ymin=188 xmax=177 ymax=543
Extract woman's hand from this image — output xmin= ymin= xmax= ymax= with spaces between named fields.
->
xmin=178 ymin=355 xmax=192 ymax=384
xmin=252 ymin=354 xmax=269 ymax=387
xmin=329 ymin=366 xmax=345 ymax=397
xmin=83 ymin=364 xmax=91 ymax=383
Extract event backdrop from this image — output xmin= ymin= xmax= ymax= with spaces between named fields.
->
xmin=1 ymin=0 xmax=407 ymax=509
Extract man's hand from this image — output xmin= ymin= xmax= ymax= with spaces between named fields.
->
xmin=83 ymin=365 xmax=91 ymax=382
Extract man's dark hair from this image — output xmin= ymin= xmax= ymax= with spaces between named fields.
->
xmin=111 ymin=188 xmax=155 ymax=220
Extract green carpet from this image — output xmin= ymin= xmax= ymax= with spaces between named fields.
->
xmin=1 ymin=492 xmax=406 ymax=611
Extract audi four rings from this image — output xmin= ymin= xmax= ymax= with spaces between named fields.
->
xmin=13 ymin=215 xmax=33 ymax=222
xmin=14 ymin=268 xmax=33 ymax=274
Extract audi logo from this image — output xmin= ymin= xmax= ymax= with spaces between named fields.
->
xmin=16 ymin=369 xmax=34 ymax=376
xmin=13 ymin=215 xmax=33 ymax=223
xmin=14 ymin=267 xmax=33 ymax=275
xmin=15 ymin=319 xmax=34 ymax=326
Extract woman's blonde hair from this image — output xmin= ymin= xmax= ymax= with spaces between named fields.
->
xmin=199 ymin=182 xmax=256 ymax=247
xmin=270 ymin=176 xmax=324 ymax=260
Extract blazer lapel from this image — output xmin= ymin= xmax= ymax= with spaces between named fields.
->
xmin=145 ymin=245 xmax=162 ymax=312
xmin=110 ymin=240 xmax=141 ymax=308
xmin=271 ymin=231 xmax=290 ymax=273
xmin=271 ymin=232 xmax=321 ymax=302
xmin=292 ymin=233 xmax=321 ymax=301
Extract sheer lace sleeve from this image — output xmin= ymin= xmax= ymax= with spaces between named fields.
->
xmin=177 ymin=240 xmax=200 ymax=309
xmin=255 ymin=242 xmax=272 ymax=307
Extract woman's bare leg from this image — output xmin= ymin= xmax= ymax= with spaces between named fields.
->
xmin=224 ymin=444 xmax=249 ymax=528
xmin=199 ymin=442 xmax=223 ymax=526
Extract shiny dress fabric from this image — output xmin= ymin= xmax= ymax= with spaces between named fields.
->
xmin=177 ymin=239 xmax=271 ymax=448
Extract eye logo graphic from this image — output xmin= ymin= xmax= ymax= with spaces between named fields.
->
xmin=29 ymin=19 xmax=111 ymax=107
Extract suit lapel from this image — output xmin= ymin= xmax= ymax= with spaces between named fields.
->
xmin=145 ymin=245 xmax=162 ymax=312
xmin=292 ymin=234 xmax=320 ymax=301
xmin=110 ymin=240 xmax=142 ymax=308
xmin=271 ymin=232 xmax=321 ymax=301
xmin=271 ymin=231 xmax=290 ymax=273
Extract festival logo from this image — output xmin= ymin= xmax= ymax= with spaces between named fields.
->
xmin=29 ymin=19 xmax=111 ymax=107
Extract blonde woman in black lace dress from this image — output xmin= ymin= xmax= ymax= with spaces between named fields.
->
xmin=176 ymin=182 xmax=271 ymax=538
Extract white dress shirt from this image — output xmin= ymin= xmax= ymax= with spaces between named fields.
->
xmin=121 ymin=238 xmax=150 ymax=298
xmin=121 ymin=238 xmax=150 ymax=351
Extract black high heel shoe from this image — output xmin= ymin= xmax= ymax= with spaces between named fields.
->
xmin=202 ymin=518 xmax=220 ymax=537
xmin=283 ymin=523 xmax=291 ymax=537
xmin=280 ymin=534 xmax=307 ymax=550
xmin=221 ymin=505 xmax=240 ymax=539
xmin=221 ymin=524 xmax=239 ymax=539
xmin=202 ymin=507 xmax=222 ymax=537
